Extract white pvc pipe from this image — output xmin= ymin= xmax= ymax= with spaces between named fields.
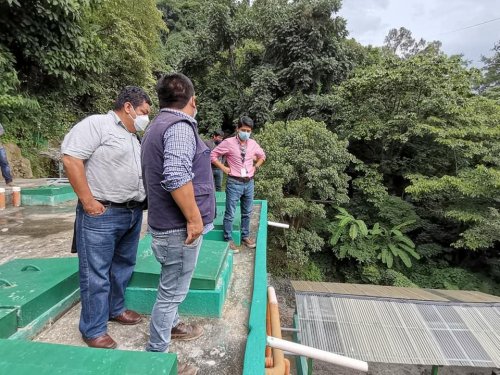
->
xmin=268 ymin=286 xmax=278 ymax=305
xmin=268 ymin=221 xmax=290 ymax=229
xmin=267 ymin=336 xmax=369 ymax=373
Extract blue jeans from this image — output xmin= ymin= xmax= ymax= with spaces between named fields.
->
xmin=0 ymin=147 xmax=13 ymax=184
xmin=146 ymin=232 xmax=202 ymax=352
xmin=212 ymin=168 xmax=223 ymax=192
xmin=223 ymin=177 xmax=254 ymax=241
xmin=75 ymin=203 xmax=143 ymax=339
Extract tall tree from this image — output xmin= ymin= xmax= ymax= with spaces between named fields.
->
xmin=480 ymin=41 xmax=500 ymax=100
xmin=255 ymin=118 xmax=353 ymax=270
xmin=384 ymin=27 xmax=442 ymax=58
xmin=0 ymin=0 xmax=103 ymax=87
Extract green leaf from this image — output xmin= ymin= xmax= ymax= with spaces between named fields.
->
xmin=393 ymin=220 xmax=415 ymax=231
xmin=349 ymin=224 xmax=358 ymax=240
xmin=381 ymin=249 xmax=387 ymax=264
xmin=399 ymin=244 xmax=421 ymax=259
xmin=337 ymin=207 xmax=350 ymax=216
xmin=398 ymin=236 xmax=415 ymax=248
xmin=397 ymin=250 xmax=412 ymax=268
xmin=391 ymin=229 xmax=404 ymax=237
xmin=338 ymin=216 xmax=352 ymax=228
xmin=330 ymin=228 xmax=343 ymax=246
xmin=356 ymin=220 xmax=369 ymax=236
xmin=386 ymin=252 xmax=394 ymax=268
xmin=388 ymin=243 xmax=399 ymax=256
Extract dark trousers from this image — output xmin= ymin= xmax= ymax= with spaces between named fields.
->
xmin=0 ymin=147 xmax=13 ymax=184
xmin=213 ymin=168 xmax=223 ymax=192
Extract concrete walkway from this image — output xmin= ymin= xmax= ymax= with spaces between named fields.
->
xmin=0 ymin=179 xmax=258 ymax=374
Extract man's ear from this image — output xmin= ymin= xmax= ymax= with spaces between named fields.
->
xmin=124 ymin=102 xmax=133 ymax=114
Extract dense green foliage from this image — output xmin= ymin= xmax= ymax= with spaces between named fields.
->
xmin=255 ymin=118 xmax=352 ymax=268
xmin=0 ymin=0 xmax=498 ymax=293
xmin=0 ymin=0 xmax=164 ymax=172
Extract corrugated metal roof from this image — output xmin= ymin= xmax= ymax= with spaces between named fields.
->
xmin=291 ymin=281 xmax=500 ymax=304
xmin=294 ymin=284 xmax=500 ymax=368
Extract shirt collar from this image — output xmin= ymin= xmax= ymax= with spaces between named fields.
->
xmin=108 ymin=110 xmax=122 ymax=125
xmin=109 ymin=110 xmax=136 ymax=134
xmin=160 ymin=108 xmax=197 ymax=125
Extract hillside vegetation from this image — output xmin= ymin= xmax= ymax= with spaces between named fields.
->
xmin=0 ymin=0 xmax=499 ymax=292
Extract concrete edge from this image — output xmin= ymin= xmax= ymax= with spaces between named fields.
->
xmin=9 ymin=288 xmax=80 ymax=340
xmin=243 ymin=200 xmax=268 ymax=375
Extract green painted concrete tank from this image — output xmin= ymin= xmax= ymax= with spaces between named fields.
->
xmin=0 ymin=258 xmax=79 ymax=327
xmin=0 ymin=339 xmax=177 ymax=374
xmin=21 ymin=185 xmax=76 ymax=206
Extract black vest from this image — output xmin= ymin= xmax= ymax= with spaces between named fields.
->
xmin=141 ymin=110 xmax=215 ymax=231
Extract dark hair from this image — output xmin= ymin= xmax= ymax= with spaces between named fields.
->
xmin=113 ymin=86 xmax=152 ymax=110
xmin=238 ymin=116 xmax=254 ymax=129
xmin=212 ymin=129 xmax=224 ymax=137
xmin=156 ymin=73 xmax=195 ymax=109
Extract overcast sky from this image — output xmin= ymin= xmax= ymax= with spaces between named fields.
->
xmin=338 ymin=0 xmax=500 ymax=67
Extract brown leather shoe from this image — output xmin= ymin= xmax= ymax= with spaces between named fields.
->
xmin=83 ymin=333 xmax=117 ymax=349
xmin=171 ymin=322 xmax=204 ymax=341
xmin=228 ymin=240 xmax=240 ymax=254
xmin=178 ymin=362 xmax=199 ymax=375
xmin=242 ymin=237 xmax=256 ymax=248
xmin=110 ymin=309 xmax=142 ymax=325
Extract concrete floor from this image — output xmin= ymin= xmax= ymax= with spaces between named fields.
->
xmin=0 ymin=179 xmax=258 ymax=374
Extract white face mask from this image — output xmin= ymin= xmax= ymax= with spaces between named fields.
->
xmin=129 ymin=106 xmax=150 ymax=131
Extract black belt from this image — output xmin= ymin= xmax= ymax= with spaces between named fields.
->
xmin=228 ymin=176 xmax=253 ymax=183
xmin=96 ymin=200 xmax=144 ymax=209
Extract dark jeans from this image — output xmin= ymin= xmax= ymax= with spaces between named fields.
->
xmin=212 ymin=168 xmax=223 ymax=192
xmin=0 ymin=147 xmax=13 ymax=184
xmin=75 ymin=203 xmax=143 ymax=339
xmin=223 ymin=177 xmax=254 ymax=241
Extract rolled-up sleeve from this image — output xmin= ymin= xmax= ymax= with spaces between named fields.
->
xmin=161 ymin=122 xmax=196 ymax=192
xmin=254 ymin=142 xmax=266 ymax=160
xmin=61 ymin=117 xmax=102 ymax=160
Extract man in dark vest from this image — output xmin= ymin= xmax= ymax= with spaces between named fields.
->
xmin=141 ymin=73 xmax=215 ymax=375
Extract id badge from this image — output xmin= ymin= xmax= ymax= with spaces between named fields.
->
xmin=240 ymin=168 xmax=248 ymax=177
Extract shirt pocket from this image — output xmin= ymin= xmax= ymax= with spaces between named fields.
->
xmin=103 ymin=132 xmax=127 ymax=149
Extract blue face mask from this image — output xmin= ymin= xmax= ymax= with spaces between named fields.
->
xmin=238 ymin=131 xmax=250 ymax=141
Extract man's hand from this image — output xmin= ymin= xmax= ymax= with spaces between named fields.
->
xmin=63 ymin=155 xmax=101 ymax=214
xmin=223 ymin=166 xmax=231 ymax=175
xmin=82 ymin=198 xmax=106 ymax=216
xmin=170 ymin=181 xmax=204 ymax=245
xmin=185 ymin=215 xmax=203 ymax=245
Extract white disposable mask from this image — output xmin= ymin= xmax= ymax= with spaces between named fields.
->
xmin=134 ymin=115 xmax=150 ymax=131
xmin=129 ymin=107 xmax=150 ymax=131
